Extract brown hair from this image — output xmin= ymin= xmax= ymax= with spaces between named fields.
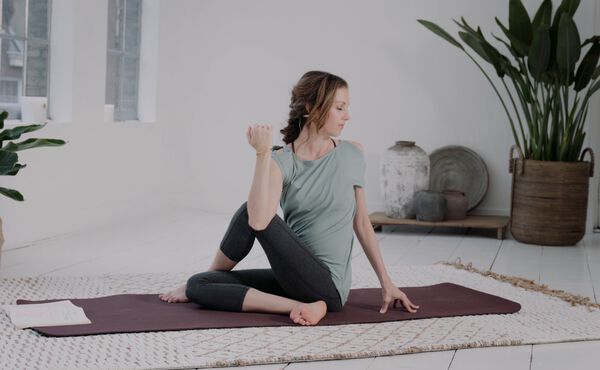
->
xmin=280 ymin=71 xmax=348 ymax=144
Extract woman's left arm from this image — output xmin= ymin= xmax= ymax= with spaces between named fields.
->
xmin=353 ymin=185 xmax=420 ymax=314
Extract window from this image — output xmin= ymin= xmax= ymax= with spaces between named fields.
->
xmin=0 ymin=0 xmax=51 ymax=120
xmin=106 ymin=0 xmax=142 ymax=121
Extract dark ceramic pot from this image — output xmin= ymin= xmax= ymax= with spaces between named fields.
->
xmin=414 ymin=190 xmax=447 ymax=222
xmin=443 ymin=190 xmax=468 ymax=220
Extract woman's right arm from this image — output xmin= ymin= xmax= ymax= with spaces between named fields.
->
xmin=246 ymin=125 xmax=283 ymax=230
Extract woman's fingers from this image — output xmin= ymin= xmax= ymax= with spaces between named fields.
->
xmin=402 ymin=298 xmax=417 ymax=313
xmin=399 ymin=296 xmax=419 ymax=313
xmin=380 ymin=299 xmax=391 ymax=314
xmin=381 ymin=297 xmax=420 ymax=314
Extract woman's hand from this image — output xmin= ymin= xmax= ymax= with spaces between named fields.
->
xmin=246 ymin=124 xmax=273 ymax=153
xmin=380 ymin=281 xmax=420 ymax=314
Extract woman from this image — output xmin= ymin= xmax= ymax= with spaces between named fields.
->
xmin=160 ymin=71 xmax=419 ymax=325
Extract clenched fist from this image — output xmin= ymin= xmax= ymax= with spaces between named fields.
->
xmin=246 ymin=124 xmax=273 ymax=153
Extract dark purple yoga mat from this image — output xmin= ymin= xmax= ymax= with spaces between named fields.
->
xmin=17 ymin=283 xmax=520 ymax=337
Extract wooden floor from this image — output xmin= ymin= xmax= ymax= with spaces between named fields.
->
xmin=1 ymin=207 xmax=600 ymax=370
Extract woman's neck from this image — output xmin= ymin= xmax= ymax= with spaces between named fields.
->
xmin=293 ymin=126 xmax=333 ymax=158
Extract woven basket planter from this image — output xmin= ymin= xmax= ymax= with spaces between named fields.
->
xmin=508 ymin=146 xmax=595 ymax=246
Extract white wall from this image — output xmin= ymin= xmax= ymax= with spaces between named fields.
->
xmin=162 ymin=0 xmax=600 ymax=232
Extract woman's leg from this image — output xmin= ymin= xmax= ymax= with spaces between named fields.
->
xmin=220 ymin=203 xmax=343 ymax=312
xmin=162 ymin=202 xmax=342 ymax=322
xmin=159 ymin=203 xmax=256 ymax=303
xmin=185 ymin=268 xmax=327 ymax=325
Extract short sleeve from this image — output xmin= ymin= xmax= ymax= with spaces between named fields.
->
xmin=346 ymin=141 xmax=366 ymax=188
xmin=352 ymin=152 xmax=366 ymax=188
xmin=271 ymin=150 xmax=293 ymax=187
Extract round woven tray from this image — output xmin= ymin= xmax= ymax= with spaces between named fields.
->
xmin=429 ymin=145 xmax=489 ymax=211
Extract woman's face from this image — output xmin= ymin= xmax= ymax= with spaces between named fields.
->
xmin=322 ymin=87 xmax=351 ymax=137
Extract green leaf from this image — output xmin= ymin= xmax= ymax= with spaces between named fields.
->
xmin=528 ymin=27 xmax=551 ymax=80
xmin=0 ymin=110 xmax=6 ymax=130
xmin=0 ymin=149 xmax=17 ymax=175
xmin=4 ymin=163 xmax=26 ymax=176
xmin=417 ymin=19 xmax=464 ymax=50
xmin=495 ymin=17 xmax=528 ymax=57
xmin=0 ymin=186 xmax=24 ymax=201
xmin=556 ymin=13 xmax=581 ymax=84
xmin=552 ymin=0 xmax=581 ymax=32
xmin=509 ymin=0 xmax=533 ymax=48
xmin=456 ymin=26 xmax=512 ymax=78
xmin=492 ymin=33 xmax=522 ymax=60
xmin=575 ymin=42 xmax=600 ymax=91
xmin=0 ymin=124 xmax=45 ymax=143
xmin=2 ymin=138 xmax=66 ymax=152
xmin=593 ymin=65 xmax=600 ymax=80
xmin=550 ymin=0 xmax=581 ymax=71
xmin=459 ymin=31 xmax=492 ymax=63
xmin=583 ymin=36 xmax=600 ymax=47
xmin=479 ymin=40 xmax=512 ymax=78
xmin=453 ymin=17 xmax=481 ymax=38
xmin=532 ymin=0 xmax=552 ymax=31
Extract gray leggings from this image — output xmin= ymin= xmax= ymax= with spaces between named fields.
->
xmin=185 ymin=202 xmax=343 ymax=312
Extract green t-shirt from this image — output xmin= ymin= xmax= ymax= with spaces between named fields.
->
xmin=272 ymin=140 xmax=366 ymax=304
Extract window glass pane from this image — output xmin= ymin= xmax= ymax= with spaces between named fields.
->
xmin=106 ymin=0 xmax=141 ymax=121
xmin=27 ymin=0 xmax=48 ymax=39
xmin=25 ymin=39 xmax=46 ymax=96
xmin=0 ymin=78 xmax=21 ymax=118
xmin=0 ymin=37 xmax=23 ymax=118
xmin=1 ymin=0 xmax=26 ymax=38
xmin=105 ymin=52 xmax=121 ymax=106
xmin=119 ymin=54 xmax=137 ymax=114
xmin=123 ymin=0 xmax=140 ymax=55
xmin=106 ymin=0 xmax=123 ymax=52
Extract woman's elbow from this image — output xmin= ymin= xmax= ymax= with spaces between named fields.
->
xmin=353 ymin=219 xmax=371 ymax=236
xmin=248 ymin=215 xmax=274 ymax=231
xmin=248 ymin=219 xmax=268 ymax=231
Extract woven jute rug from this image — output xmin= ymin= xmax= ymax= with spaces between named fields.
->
xmin=1 ymin=261 xmax=600 ymax=370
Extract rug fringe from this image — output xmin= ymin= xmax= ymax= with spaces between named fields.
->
xmin=210 ymin=338 xmax=527 ymax=367
xmin=440 ymin=258 xmax=600 ymax=311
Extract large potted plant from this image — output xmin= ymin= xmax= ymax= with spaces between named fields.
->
xmin=0 ymin=110 xmax=66 ymax=258
xmin=418 ymin=0 xmax=598 ymax=246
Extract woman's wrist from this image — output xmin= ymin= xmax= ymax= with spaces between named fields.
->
xmin=381 ymin=275 xmax=394 ymax=288
xmin=255 ymin=149 xmax=271 ymax=157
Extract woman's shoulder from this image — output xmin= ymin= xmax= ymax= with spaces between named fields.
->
xmin=271 ymin=145 xmax=290 ymax=155
xmin=271 ymin=145 xmax=292 ymax=164
xmin=339 ymin=139 xmax=364 ymax=154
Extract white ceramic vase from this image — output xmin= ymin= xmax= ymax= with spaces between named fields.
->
xmin=380 ymin=141 xmax=430 ymax=219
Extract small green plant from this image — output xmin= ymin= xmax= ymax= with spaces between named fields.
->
xmin=0 ymin=110 xmax=65 ymax=201
xmin=419 ymin=0 xmax=600 ymax=161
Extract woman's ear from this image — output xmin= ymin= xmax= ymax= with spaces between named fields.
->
xmin=304 ymin=103 xmax=312 ymax=115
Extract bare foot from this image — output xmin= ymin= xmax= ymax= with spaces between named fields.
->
xmin=159 ymin=284 xmax=189 ymax=303
xmin=289 ymin=300 xmax=327 ymax=326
